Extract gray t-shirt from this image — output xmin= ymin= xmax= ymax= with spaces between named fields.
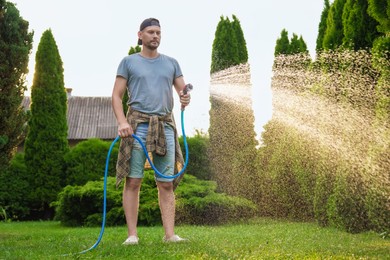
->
xmin=116 ymin=53 xmax=183 ymax=115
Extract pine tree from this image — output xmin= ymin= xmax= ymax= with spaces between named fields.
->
xmin=231 ymin=15 xmax=248 ymax=64
xmin=274 ymin=29 xmax=290 ymax=56
xmin=342 ymin=0 xmax=381 ymax=50
xmin=24 ymin=29 xmax=68 ymax=219
xmin=0 ymin=0 xmax=33 ymax=169
xmin=316 ymin=0 xmax=331 ymax=52
xmin=323 ymin=0 xmax=347 ymax=50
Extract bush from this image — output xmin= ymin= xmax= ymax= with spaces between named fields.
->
xmin=179 ymin=130 xmax=211 ymax=180
xmin=175 ymin=175 xmax=257 ymax=225
xmin=64 ymin=139 xmax=118 ymax=186
xmin=53 ymin=176 xmax=123 ymax=227
xmin=365 ymin=186 xmax=390 ymax=234
xmin=54 ymin=172 xmax=257 ymax=227
xmin=372 ymin=36 xmax=390 ymax=122
xmin=313 ymin=170 xmax=335 ymax=227
xmin=326 ymin=170 xmax=369 ymax=233
xmin=260 ymin=123 xmax=316 ymax=220
xmin=0 ymin=153 xmax=32 ymax=220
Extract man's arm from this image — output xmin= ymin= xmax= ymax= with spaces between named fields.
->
xmin=112 ymin=76 xmax=133 ymax=137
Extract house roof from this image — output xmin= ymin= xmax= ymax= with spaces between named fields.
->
xmin=22 ymin=96 xmax=118 ymax=140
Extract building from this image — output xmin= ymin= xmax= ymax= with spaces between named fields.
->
xmin=20 ymin=88 xmax=118 ymax=150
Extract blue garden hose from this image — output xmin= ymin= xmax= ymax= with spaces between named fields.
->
xmin=68 ymin=109 xmax=189 ymax=255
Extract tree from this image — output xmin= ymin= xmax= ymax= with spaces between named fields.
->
xmin=299 ymin=35 xmax=308 ymax=53
xmin=0 ymin=0 xmax=33 ymax=169
xmin=274 ymin=29 xmax=290 ymax=56
xmin=342 ymin=0 xmax=380 ymax=50
xmin=24 ymin=29 xmax=68 ymax=219
xmin=323 ymin=0 xmax=347 ymax=50
xmin=367 ymin=0 xmax=390 ymax=34
xmin=231 ymin=15 xmax=248 ymax=64
xmin=210 ymin=15 xmax=240 ymax=73
xmin=316 ymin=0 xmax=331 ymax=52
xmin=290 ymin=33 xmax=302 ymax=54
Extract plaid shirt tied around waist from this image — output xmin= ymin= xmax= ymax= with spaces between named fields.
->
xmin=116 ymin=108 xmax=185 ymax=190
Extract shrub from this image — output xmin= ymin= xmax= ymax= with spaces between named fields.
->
xmin=326 ymin=170 xmax=369 ymax=233
xmin=365 ymin=186 xmax=390 ymax=234
xmin=313 ymin=169 xmax=335 ymax=227
xmin=54 ymin=172 xmax=257 ymax=227
xmin=53 ymin=176 xmax=122 ymax=227
xmin=175 ymin=175 xmax=257 ymax=225
xmin=64 ymin=139 xmax=118 ymax=186
xmin=372 ymin=36 xmax=390 ymax=122
xmin=0 ymin=153 xmax=32 ymax=220
xmin=179 ymin=130 xmax=211 ymax=180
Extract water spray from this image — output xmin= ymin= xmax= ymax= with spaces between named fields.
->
xmin=63 ymin=84 xmax=193 ymax=256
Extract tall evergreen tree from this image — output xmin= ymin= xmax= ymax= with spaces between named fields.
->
xmin=210 ymin=16 xmax=240 ymax=73
xmin=231 ymin=15 xmax=248 ymax=64
xmin=0 ymin=0 xmax=33 ymax=169
xmin=274 ymin=29 xmax=290 ymax=56
xmin=367 ymin=0 xmax=390 ymax=34
xmin=299 ymin=35 xmax=308 ymax=53
xmin=24 ymin=29 xmax=68 ymax=219
xmin=289 ymin=33 xmax=302 ymax=54
xmin=316 ymin=0 xmax=331 ymax=52
xmin=342 ymin=0 xmax=381 ymax=50
xmin=323 ymin=0 xmax=347 ymax=50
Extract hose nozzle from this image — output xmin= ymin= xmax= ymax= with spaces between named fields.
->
xmin=181 ymin=83 xmax=193 ymax=110
xmin=183 ymin=83 xmax=193 ymax=95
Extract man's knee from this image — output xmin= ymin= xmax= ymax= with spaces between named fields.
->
xmin=124 ymin=177 xmax=142 ymax=191
xmin=157 ymin=181 xmax=173 ymax=192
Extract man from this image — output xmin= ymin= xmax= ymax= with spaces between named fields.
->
xmin=112 ymin=18 xmax=191 ymax=245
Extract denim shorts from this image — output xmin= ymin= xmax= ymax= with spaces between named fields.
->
xmin=129 ymin=123 xmax=175 ymax=182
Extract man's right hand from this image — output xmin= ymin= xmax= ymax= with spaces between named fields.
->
xmin=118 ymin=122 xmax=133 ymax=138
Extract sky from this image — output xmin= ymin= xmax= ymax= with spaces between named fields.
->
xmin=11 ymin=0 xmax=324 ymax=138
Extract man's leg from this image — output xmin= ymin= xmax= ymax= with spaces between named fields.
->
xmin=156 ymin=181 xmax=175 ymax=239
xmin=154 ymin=124 xmax=186 ymax=242
xmin=123 ymin=123 xmax=147 ymax=242
xmin=123 ymin=177 xmax=142 ymax=237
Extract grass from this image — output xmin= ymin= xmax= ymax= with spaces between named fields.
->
xmin=0 ymin=218 xmax=389 ymax=259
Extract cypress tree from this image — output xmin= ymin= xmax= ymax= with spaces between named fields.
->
xmin=274 ymin=29 xmax=290 ymax=56
xmin=367 ymin=0 xmax=390 ymax=34
xmin=232 ymin=15 xmax=248 ymax=64
xmin=224 ymin=16 xmax=240 ymax=67
xmin=342 ymin=0 xmax=381 ymax=50
xmin=128 ymin=45 xmax=141 ymax=55
xmin=24 ymin=29 xmax=68 ymax=219
xmin=323 ymin=0 xmax=347 ymax=50
xmin=289 ymin=33 xmax=302 ymax=54
xmin=299 ymin=35 xmax=308 ymax=53
xmin=211 ymin=16 xmax=226 ymax=73
xmin=0 ymin=0 xmax=33 ymax=169
xmin=211 ymin=16 xmax=240 ymax=73
xmin=316 ymin=0 xmax=331 ymax=52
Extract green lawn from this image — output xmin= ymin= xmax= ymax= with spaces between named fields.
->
xmin=0 ymin=218 xmax=388 ymax=259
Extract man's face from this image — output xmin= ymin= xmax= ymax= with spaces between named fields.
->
xmin=139 ymin=26 xmax=161 ymax=50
